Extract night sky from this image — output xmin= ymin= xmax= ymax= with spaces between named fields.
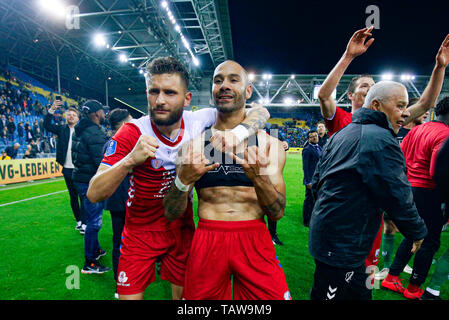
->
xmin=228 ymin=0 xmax=448 ymax=76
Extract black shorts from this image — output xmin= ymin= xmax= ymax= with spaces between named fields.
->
xmin=310 ymin=259 xmax=372 ymax=301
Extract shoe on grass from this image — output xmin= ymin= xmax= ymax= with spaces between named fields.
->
xmin=420 ymin=290 xmax=442 ymax=300
xmin=381 ymin=277 xmax=405 ymax=294
xmin=81 ymin=261 xmax=111 ymax=274
xmin=403 ymin=287 xmax=424 ymax=300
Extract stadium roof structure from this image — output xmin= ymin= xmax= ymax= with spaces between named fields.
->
xmin=0 ymin=0 xmax=234 ymax=113
xmin=247 ymin=73 xmax=449 ymax=108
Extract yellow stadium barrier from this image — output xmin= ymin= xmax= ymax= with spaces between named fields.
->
xmin=0 ymin=158 xmax=63 ymax=185
xmin=287 ymin=147 xmax=303 ymax=153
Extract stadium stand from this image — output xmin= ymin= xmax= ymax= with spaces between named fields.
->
xmin=267 ymin=107 xmax=325 ymax=147
xmin=0 ymin=65 xmax=86 ymax=159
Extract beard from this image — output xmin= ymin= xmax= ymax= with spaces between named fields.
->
xmin=150 ymin=106 xmax=183 ymax=126
xmin=213 ymin=91 xmax=245 ymax=113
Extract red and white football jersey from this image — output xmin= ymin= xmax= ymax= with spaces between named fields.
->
xmin=102 ymin=108 xmax=217 ymax=231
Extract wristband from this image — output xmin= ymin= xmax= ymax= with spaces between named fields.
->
xmin=174 ymin=175 xmax=190 ymax=192
xmin=231 ymin=124 xmax=250 ymax=143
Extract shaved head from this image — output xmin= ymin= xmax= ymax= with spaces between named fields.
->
xmin=212 ymin=60 xmax=253 ymax=113
xmin=214 ymin=60 xmax=249 ymax=86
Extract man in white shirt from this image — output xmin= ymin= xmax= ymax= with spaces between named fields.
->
xmin=44 ymin=101 xmax=86 ymax=234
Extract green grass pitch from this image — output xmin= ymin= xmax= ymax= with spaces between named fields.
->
xmin=0 ymin=153 xmax=448 ymax=300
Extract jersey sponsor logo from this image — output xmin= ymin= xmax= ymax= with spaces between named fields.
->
xmin=117 ymin=271 xmax=130 ymax=287
xmin=210 ymin=165 xmax=244 ymax=175
xmin=105 ymin=140 xmax=117 ymax=157
xmin=151 ymin=159 xmax=164 ymax=169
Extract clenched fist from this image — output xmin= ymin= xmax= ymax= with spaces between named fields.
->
xmin=127 ymin=135 xmax=159 ymax=167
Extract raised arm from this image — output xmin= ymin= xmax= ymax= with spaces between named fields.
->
xmin=405 ymin=34 xmax=449 ymax=124
xmin=209 ymin=103 xmax=270 ymax=152
xmin=43 ymin=100 xmax=63 ymax=135
xmin=318 ymin=27 xmax=374 ymax=118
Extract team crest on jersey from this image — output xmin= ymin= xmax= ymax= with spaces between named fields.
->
xmin=151 ymin=159 xmax=164 ymax=169
xmin=105 ymin=140 xmax=117 ymax=157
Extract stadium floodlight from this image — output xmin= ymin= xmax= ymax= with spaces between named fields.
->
xmin=262 ymin=74 xmax=268 ymax=80
xmin=93 ymin=33 xmax=107 ymax=47
xmin=119 ymin=53 xmax=128 ymax=63
xmin=182 ymin=38 xmax=190 ymax=49
xmin=175 ymin=24 xmax=181 ymax=33
xmin=381 ymin=73 xmax=394 ymax=81
xmin=144 ymin=72 xmax=148 ymax=77
xmin=290 ymin=75 xmax=295 ymax=79
xmin=193 ymin=57 xmax=200 ymax=66
xmin=131 ymin=63 xmax=136 ymax=67
xmin=263 ymin=98 xmax=270 ymax=105
xmin=283 ymin=97 xmax=293 ymax=105
xmin=161 ymin=1 xmax=168 ymax=8
xmin=39 ymin=0 xmax=66 ymax=19
xmin=139 ymin=69 xmax=144 ymax=74
xmin=400 ymin=74 xmax=416 ymax=81
xmin=107 ymin=77 xmax=112 ymax=80
xmin=248 ymin=73 xmax=255 ymax=82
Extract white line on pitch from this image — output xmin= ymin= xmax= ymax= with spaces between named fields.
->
xmin=0 ymin=177 xmax=64 ymax=191
xmin=0 ymin=190 xmax=68 ymax=207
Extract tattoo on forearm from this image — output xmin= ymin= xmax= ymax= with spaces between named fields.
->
xmin=163 ymin=183 xmax=189 ymax=221
xmin=244 ymin=109 xmax=269 ymax=135
xmin=261 ymin=191 xmax=286 ymax=219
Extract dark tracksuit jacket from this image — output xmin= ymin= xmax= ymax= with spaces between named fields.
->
xmin=309 ymin=107 xmax=427 ymax=269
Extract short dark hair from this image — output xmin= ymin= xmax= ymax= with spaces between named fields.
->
xmin=347 ymin=74 xmax=373 ymax=93
xmin=434 ymin=96 xmax=449 ymax=117
xmin=146 ymin=56 xmax=190 ymax=89
xmin=316 ymin=120 xmax=325 ymax=126
xmin=307 ymin=129 xmax=318 ymax=138
xmin=107 ymin=108 xmax=130 ymax=130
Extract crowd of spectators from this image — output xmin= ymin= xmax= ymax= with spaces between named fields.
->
xmin=0 ymin=67 xmax=82 ymax=159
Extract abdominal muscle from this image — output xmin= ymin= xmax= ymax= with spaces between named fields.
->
xmin=197 ymin=186 xmax=265 ymax=221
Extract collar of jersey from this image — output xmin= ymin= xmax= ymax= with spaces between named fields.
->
xmin=150 ymin=117 xmax=185 ymax=147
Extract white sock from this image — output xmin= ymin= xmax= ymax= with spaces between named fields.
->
xmin=426 ymin=287 xmax=440 ymax=296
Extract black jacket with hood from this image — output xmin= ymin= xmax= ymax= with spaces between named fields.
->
xmin=309 ymin=107 xmax=427 ymax=269
xmin=71 ymin=116 xmax=108 ymax=184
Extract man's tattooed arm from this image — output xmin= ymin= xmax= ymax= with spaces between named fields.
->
xmin=163 ymin=182 xmax=190 ymax=222
xmin=242 ymin=105 xmax=270 ymax=136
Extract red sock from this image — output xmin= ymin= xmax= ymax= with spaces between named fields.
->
xmin=385 ymin=274 xmax=398 ymax=282
xmin=407 ymin=284 xmax=420 ymax=292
